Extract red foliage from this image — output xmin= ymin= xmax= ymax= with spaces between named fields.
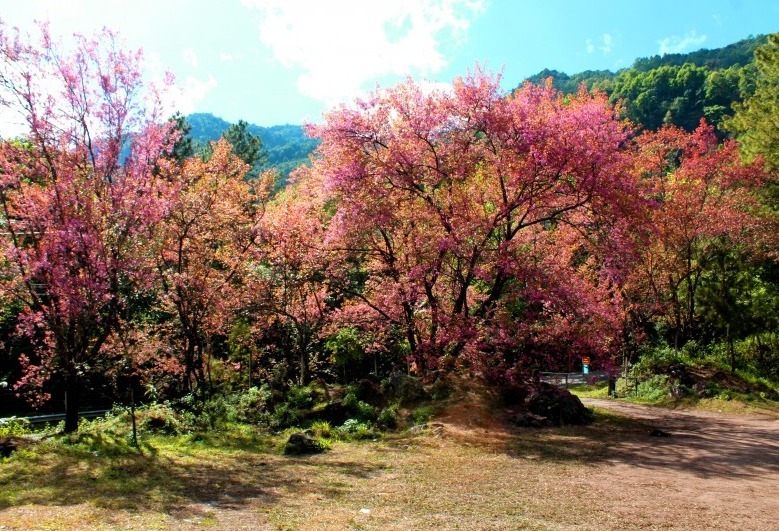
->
xmin=310 ymin=70 xmax=640 ymax=379
xmin=0 ymin=20 xmax=173 ymax=430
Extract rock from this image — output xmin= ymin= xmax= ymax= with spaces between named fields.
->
xmin=283 ymin=432 xmax=325 ymax=455
xmin=526 ymin=382 xmax=593 ymax=426
xmin=355 ymin=378 xmax=385 ymax=407
xmin=0 ymin=436 xmax=24 ymax=458
xmin=512 ymin=412 xmax=549 ymax=428
xmin=384 ymin=371 xmax=428 ymax=405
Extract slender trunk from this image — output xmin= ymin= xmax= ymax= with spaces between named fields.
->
xmin=130 ymin=386 xmax=138 ymax=447
xmin=247 ymin=348 xmax=252 ymax=390
xmin=727 ymin=324 xmax=736 ymax=374
xmin=63 ymin=375 xmax=80 ymax=433
xmin=299 ymin=350 xmax=307 ymax=386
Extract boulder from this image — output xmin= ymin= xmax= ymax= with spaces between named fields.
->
xmin=526 ymin=382 xmax=593 ymax=425
xmin=384 ymin=372 xmax=428 ymax=405
xmin=512 ymin=412 xmax=550 ymax=428
xmin=0 ymin=436 xmax=24 ymax=458
xmin=283 ymin=432 xmax=325 ymax=455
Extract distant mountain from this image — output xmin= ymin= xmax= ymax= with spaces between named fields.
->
xmin=522 ymin=34 xmax=770 ymax=134
xmin=186 ymin=112 xmax=320 ymax=186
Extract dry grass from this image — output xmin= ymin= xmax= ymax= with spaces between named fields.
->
xmin=1 ymin=386 xmax=777 ymax=530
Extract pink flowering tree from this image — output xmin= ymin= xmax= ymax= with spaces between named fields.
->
xmin=310 ymin=70 xmax=640 ymax=381
xmin=0 ymin=20 xmax=173 ymax=431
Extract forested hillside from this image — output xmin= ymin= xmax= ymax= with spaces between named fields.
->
xmin=186 ymin=112 xmax=319 ymax=185
xmin=524 ymin=35 xmax=768 ymax=134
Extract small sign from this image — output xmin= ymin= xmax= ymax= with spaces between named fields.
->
xmin=581 ymin=357 xmax=591 ymax=365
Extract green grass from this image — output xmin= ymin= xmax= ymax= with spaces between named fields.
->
xmin=567 ymin=382 xmax=609 ymax=398
xmin=0 ymin=404 xmax=654 ymax=530
xmin=569 ymin=372 xmax=779 ymax=415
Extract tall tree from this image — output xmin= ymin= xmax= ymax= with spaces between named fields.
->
xmin=222 ymin=119 xmax=267 ymax=179
xmin=726 ymin=33 xmax=779 ymax=171
xmin=626 ymin=122 xmax=768 ymax=351
xmin=311 ymin=71 xmax=639 ymax=379
xmin=0 ymin=20 xmax=173 ymax=431
xmin=168 ymin=111 xmax=195 ymax=163
xmin=155 ymin=139 xmax=271 ymax=395
xmin=248 ymin=168 xmax=332 ymax=385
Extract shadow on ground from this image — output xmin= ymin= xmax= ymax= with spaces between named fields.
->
xmin=0 ymin=429 xmax=387 ymax=522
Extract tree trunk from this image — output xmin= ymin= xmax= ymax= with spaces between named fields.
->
xmin=64 ymin=376 xmax=80 ymax=433
xmin=299 ymin=350 xmax=307 ymax=386
xmin=130 ymin=386 xmax=138 ymax=447
xmin=727 ymin=324 xmax=736 ymax=374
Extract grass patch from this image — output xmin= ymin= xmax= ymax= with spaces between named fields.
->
xmin=0 ymin=403 xmax=653 ymax=530
xmin=568 ymin=382 xmax=609 ymax=398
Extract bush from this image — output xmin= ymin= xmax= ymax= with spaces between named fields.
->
xmin=0 ymin=417 xmax=31 ymax=437
xmin=411 ymin=405 xmax=435 ymax=425
xmin=337 ymin=418 xmax=377 ymax=440
xmin=377 ymin=401 xmax=400 ymax=429
xmin=429 ymin=377 xmax=453 ymax=400
xmin=234 ymin=386 xmax=272 ymax=424
xmin=632 ymin=345 xmax=681 ymax=377
xmin=635 ymin=375 xmax=670 ymax=402
xmin=342 ymin=389 xmax=378 ymax=422
xmin=308 ymin=420 xmax=334 ymax=439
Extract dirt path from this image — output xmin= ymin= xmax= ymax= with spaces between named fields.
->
xmin=580 ymin=398 xmax=779 ymax=530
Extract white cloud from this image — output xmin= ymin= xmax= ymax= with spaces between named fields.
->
xmin=219 ymin=52 xmax=236 ymax=62
xmin=240 ymin=0 xmax=485 ymax=104
xmin=658 ymin=30 xmax=707 ymax=55
xmin=182 ymin=48 xmax=199 ymax=68
xmin=600 ymin=33 xmax=613 ymax=54
xmin=162 ymin=74 xmax=217 ymax=116
xmin=586 ymin=33 xmax=613 ymax=55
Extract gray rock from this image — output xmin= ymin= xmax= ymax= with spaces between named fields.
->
xmin=283 ymin=432 xmax=325 ymax=455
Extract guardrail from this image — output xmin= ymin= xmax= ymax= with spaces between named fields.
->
xmin=540 ymin=371 xmax=609 ymax=387
xmin=1 ymin=409 xmax=111 ymax=426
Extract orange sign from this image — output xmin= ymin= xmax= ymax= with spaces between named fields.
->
xmin=581 ymin=357 xmax=591 ymax=365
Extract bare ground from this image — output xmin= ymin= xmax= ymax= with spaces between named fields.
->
xmin=1 ymin=394 xmax=777 ymax=530
xmin=579 ymin=398 xmax=779 ymax=530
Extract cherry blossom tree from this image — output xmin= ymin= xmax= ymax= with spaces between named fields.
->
xmin=247 ymin=166 xmax=334 ymax=385
xmin=626 ymin=121 xmax=769 ymax=351
xmin=0 ymin=20 xmax=173 ymax=431
xmin=154 ymin=139 xmax=271 ymax=395
xmin=310 ymin=70 xmax=640 ymax=380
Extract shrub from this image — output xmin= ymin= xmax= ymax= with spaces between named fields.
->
xmin=343 ymin=389 xmax=378 ymax=422
xmin=411 ymin=405 xmax=435 ymax=425
xmin=635 ymin=375 xmax=670 ymax=402
xmin=0 ymin=417 xmax=31 ymax=437
xmin=377 ymin=401 xmax=400 ymax=429
xmin=337 ymin=418 xmax=377 ymax=440
xmin=308 ymin=420 xmax=334 ymax=439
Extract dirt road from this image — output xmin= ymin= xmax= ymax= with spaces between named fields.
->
xmin=580 ymin=398 xmax=779 ymax=530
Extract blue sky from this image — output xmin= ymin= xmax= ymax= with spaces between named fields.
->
xmin=2 ymin=0 xmax=778 ymax=127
